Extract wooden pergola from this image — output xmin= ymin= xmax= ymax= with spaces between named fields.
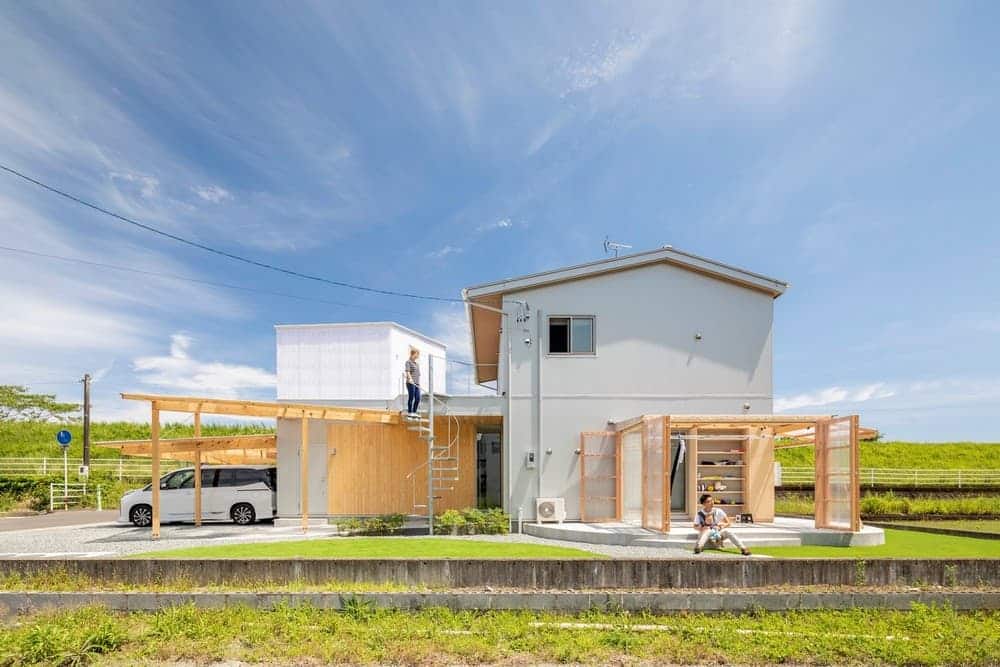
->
xmin=101 ymin=393 xmax=400 ymax=539
xmin=583 ymin=414 xmax=863 ymax=533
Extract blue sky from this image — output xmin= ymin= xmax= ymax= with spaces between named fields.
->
xmin=1 ymin=2 xmax=997 ymax=440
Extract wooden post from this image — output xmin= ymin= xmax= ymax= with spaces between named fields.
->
xmin=301 ymin=417 xmax=309 ymax=534
xmin=686 ymin=427 xmax=698 ymax=521
xmin=662 ymin=416 xmax=671 ymax=532
xmin=814 ymin=419 xmax=827 ymax=529
xmin=850 ymin=414 xmax=861 ymax=532
xmin=640 ymin=420 xmax=648 ymax=530
xmin=151 ymin=403 xmax=161 ymax=540
xmin=614 ymin=431 xmax=623 ymax=521
xmin=193 ymin=411 xmax=202 ymax=527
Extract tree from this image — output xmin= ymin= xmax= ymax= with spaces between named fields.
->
xmin=0 ymin=385 xmax=80 ymax=422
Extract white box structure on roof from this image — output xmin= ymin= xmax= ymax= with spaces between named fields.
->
xmin=276 ymin=322 xmax=447 ymax=401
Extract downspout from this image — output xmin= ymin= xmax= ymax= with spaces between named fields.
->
xmin=536 ymin=308 xmax=543 ymax=502
xmin=504 ymin=309 xmax=513 ymax=521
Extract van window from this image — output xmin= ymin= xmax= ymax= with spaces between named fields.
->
xmin=217 ymin=468 xmax=268 ymax=487
xmin=180 ymin=469 xmax=218 ymax=489
xmin=162 ymin=470 xmax=193 ymax=490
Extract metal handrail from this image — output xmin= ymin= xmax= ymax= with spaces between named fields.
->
xmin=779 ymin=466 xmax=1000 ymax=487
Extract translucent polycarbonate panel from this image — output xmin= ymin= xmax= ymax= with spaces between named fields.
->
xmin=642 ymin=417 xmax=667 ymax=532
xmin=580 ymin=432 xmax=618 ymax=522
xmin=818 ymin=417 xmax=857 ymax=530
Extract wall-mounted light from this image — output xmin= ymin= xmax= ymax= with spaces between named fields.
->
xmin=694 ymin=332 xmax=703 ymax=341
xmin=545 ymin=448 xmax=553 ymax=455
xmin=742 ymin=402 xmax=751 ymax=412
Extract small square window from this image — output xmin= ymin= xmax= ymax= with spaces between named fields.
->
xmin=548 ymin=317 xmax=570 ymax=353
xmin=548 ymin=316 xmax=595 ymax=355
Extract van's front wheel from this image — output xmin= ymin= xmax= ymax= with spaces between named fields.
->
xmin=231 ymin=503 xmax=256 ymax=525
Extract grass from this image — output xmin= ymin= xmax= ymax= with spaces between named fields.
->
xmin=776 ymin=492 xmax=1000 ymax=517
xmin=0 ymin=603 xmax=996 ymax=665
xmin=755 ymin=528 xmax=1000 ymax=559
xmin=888 ymin=519 xmax=1000 ymax=535
xmin=775 ymin=440 xmax=1000 ymax=469
xmin=134 ymin=536 xmax=604 ymax=559
xmin=0 ymin=420 xmax=273 ymax=459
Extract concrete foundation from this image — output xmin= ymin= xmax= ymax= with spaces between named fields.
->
xmin=524 ymin=516 xmax=886 ymax=548
xmin=1 ymin=558 xmax=993 ymax=589
xmin=1 ymin=590 xmax=996 ymax=617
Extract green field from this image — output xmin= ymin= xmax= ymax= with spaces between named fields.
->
xmin=755 ymin=527 xmax=1000 ymax=559
xmin=135 ymin=537 xmax=603 ymax=559
xmin=0 ymin=420 xmax=273 ymax=459
xmin=888 ymin=519 xmax=1000 ymax=535
xmin=776 ymin=492 xmax=1000 ymax=517
xmin=0 ymin=604 xmax=995 ymax=666
xmin=775 ymin=440 xmax=1000 ymax=469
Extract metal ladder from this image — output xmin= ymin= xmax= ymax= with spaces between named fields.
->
xmin=403 ymin=355 xmax=461 ymax=533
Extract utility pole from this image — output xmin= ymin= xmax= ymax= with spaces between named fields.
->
xmin=82 ymin=374 xmax=91 ymax=467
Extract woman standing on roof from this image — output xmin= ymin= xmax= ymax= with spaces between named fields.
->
xmin=405 ymin=347 xmax=421 ymax=420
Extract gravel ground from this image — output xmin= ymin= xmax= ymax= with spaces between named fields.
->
xmin=0 ymin=518 xmax=733 ymax=559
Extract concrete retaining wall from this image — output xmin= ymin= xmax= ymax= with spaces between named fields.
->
xmin=1 ymin=591 xmax=997 ymax=617
xmin=1 ymin=559 xmax=997 ymax=589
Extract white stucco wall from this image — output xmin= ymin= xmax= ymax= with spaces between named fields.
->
xmin=500 ymin=262 xmax=776 ymax=520
xmin=276 ymin=322 xmax=445 ymax=402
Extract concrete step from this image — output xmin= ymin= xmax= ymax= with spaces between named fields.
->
xmin=633 ymin=536 xmax=802 ymax=548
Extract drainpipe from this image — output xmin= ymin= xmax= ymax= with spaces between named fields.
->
xmin=536 ymin=308 xmax=543 ymax=502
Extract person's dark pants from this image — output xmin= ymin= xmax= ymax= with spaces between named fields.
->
xmin=406 ymin=382 xmax=421 ymax=414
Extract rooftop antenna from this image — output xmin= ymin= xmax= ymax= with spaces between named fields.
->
xmin=603 ymin=236 xmax=632 ymax=258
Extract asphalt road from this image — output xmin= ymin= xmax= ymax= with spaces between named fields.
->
xmin=0 ymin=510 xmax=118 ymax=532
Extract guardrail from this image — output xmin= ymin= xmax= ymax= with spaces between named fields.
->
xmin=780 ymin=467 xmax=1000 ymax=488
xmin=49 ymin=483 xmax=102 ymax=511
xmin=0 ymin=457 xmax=184 ymax=480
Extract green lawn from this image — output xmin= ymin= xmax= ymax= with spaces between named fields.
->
xmin=135 ymin=536 xmax=604 ymax=559
xmin=2 ymin=604 xmax=997 ymax=665
xmin=889 ymin=519 xmax=1000 ymax=535
xmin=755 ymin=528 xmax=1000 ymax=559
xmin=775 ymin=440 xmax=1000 ymax=469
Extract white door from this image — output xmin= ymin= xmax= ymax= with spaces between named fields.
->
xmin=160 ymin=469 xmax=194 ymax=520
xmin=179 ymin=468 xmax=219 ymax=520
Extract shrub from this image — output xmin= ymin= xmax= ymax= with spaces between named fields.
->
xmin=434 ymin=509 xmax=466 ymax=535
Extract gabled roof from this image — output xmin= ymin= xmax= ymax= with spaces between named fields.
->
xmin=463 ymin=245 xmax=788 ymax=299
xmin=461 ymin=246 xmax=788 ymax=385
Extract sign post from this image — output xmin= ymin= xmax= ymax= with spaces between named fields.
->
xmin=56 ymin=430 xmax=71 ymax=510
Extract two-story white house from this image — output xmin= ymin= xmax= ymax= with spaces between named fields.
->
xmin=463 ymin=246 xmax=787 ymax=523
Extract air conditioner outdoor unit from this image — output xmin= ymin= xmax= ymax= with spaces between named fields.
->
xmin=535 ymin=497 xmax=566 ymax=524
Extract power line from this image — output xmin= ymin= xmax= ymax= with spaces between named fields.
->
xmin=0 ymin=245 xmax=419 ymax=317
xmin=0 ymin=163 xmax=463 ymax=303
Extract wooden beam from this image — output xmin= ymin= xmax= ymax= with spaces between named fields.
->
xmin=151 ymin=403 xmax=160 ymax=540
xmin=301 ymin=417 xmax=309 ymax=534
xmin=100 ymin=434 xmax=277 ymax=454
xmin=120 ymin=393 xmax=399 ymax=424
xmin=194 ymin=412 xmax=202 ymax=527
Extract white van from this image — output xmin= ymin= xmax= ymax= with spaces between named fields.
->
xmin=118 ymin=465 xmax=277 ymax=527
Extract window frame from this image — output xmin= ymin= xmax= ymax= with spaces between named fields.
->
xmin=546 ymin=315 xmax=596 ymax=356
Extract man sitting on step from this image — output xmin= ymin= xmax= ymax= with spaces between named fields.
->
xmin=693 ymin=494 xmax=751 ymax=556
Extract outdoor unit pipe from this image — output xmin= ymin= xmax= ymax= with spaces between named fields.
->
xmin=536 ymin=308 xmax=543 ymax=504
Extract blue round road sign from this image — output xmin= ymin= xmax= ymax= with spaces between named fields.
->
xmin=56 ymin=430 xmax=72 ymax=446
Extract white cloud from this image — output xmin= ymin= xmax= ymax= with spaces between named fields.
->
xmin=476 ymin=217 xmax=514 ymax=233
xmin=426 ymin=244 xmax=464 ymax=259
xmin=110 ymin=171 xmax=160 ymax=198
xmin=132 ymin=333 xmax=276 ymax=397
xmin=192 ymin=184 xmax=233 ymax=203
xmin=775 ymin=382 xmax=896 ymax=412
